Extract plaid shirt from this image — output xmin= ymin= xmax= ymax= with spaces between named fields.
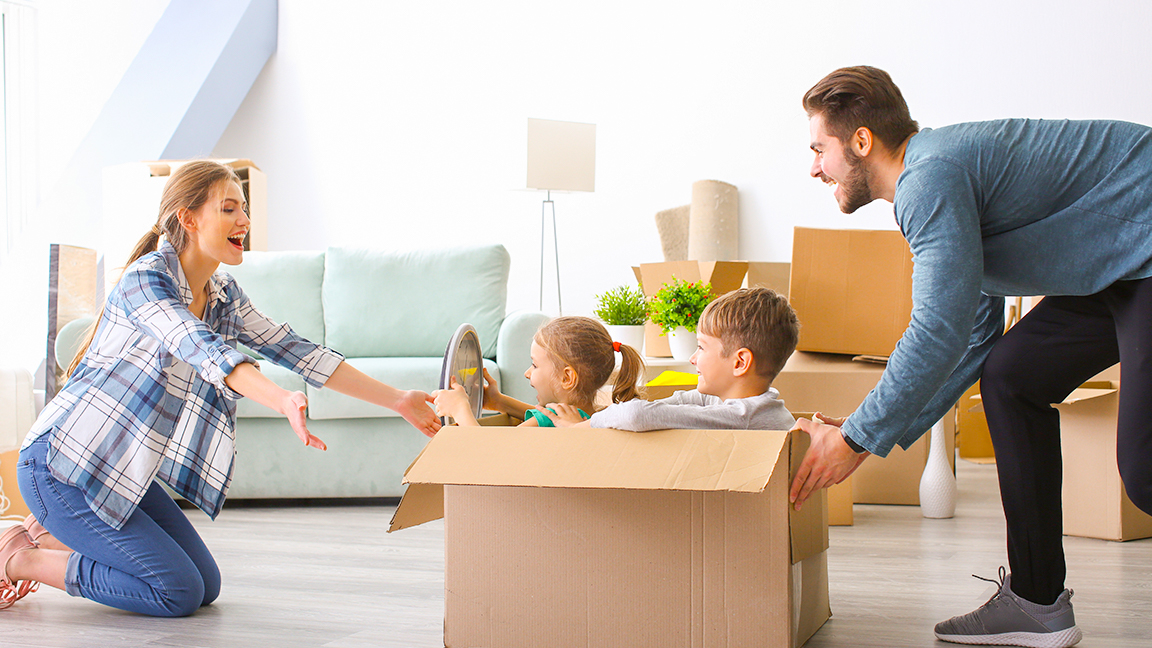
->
xmin=24 ymin=241 xmax=344 ymax=529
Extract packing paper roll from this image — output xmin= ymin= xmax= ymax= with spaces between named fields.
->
xmin=655 ymin=204 xmax=690 ymax=261
xmin=688 ymin=180 xmax=738 ymax=261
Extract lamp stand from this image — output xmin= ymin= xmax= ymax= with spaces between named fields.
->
xmin=539 ymin=190 xmax=562 ymax=314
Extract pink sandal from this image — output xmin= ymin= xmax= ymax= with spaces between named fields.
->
xmin=22 ymin=515 xmax=48 ymax=545
xmin=0 ymin=524 xmax=39 ymax=609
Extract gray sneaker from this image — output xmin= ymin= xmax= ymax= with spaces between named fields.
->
xmin=935 ymin=567 xmax=1082 ymax=647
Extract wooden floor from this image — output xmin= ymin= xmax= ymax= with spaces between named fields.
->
xmin=4 ymin=459 xmax=1151 ymax=647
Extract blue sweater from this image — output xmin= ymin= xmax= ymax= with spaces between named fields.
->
xmin=843 ymin=119 xmax=1152 ymax=456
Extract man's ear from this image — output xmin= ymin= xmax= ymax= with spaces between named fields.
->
xmin=852 ymin=126 xmax=874 ymax=158
xmin=732 ymin=348 xmax=754 ymax=377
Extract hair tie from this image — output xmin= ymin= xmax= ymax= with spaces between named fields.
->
xmin=151 ymin=224 xmax=163 ymax=237
xmin=612 ymin=341 xmax=622 ymax=352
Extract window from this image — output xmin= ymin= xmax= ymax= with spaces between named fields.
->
xmin=0 ymin=1 xmax=34 ymax=265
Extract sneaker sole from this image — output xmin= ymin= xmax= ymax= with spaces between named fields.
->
xmin=935 ymin=626 xmax=1082 ymax=648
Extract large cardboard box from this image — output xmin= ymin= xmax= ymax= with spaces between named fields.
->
xmin=102 ymin=159 xmax=268 ymax=291
xmin=1055 ymin=382 xmax=1152 ymax=541
xmin=788 ymin=228 xmax=913 ymax=357
xmin=774 ymin=352 xmax=955 ymax=506
xmin=391 ymin=419 xmax=831 ymax=648
xmin=746 ymin=261 xmax=791 ymax=298
xmin=633 ymin=261 xmax=749 ymax=357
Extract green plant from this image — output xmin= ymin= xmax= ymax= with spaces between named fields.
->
xmin=647 ymin=277 xmax=714 ymax=334
xmin=593 ymin=284 xmax=648 ymax=326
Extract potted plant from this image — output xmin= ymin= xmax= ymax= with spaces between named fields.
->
xmin=648 ymin=278 xmax=714 ymax=360
xmin=593 ymin=284 xmax=648 ymax=353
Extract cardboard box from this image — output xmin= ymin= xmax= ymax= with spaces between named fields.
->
xmin=0 ymin=449 xmax=30 ymax=519
xmin=1055 ymin=381 xmax=1152 ymax=541
xmin=957 ymin=381 xmax=995 ymax=460
xmin=391 ymin=419 xmax=831 ymax=648
xmin=102 ymin=159 xmax=267 ymax=291
xmin=746 ymin=261 xmax=791 ymax=298
xmin=788 ymin=228 xmax=913 ymax=357
xmin=774 ymin=351 xmax=955 ymax=506
xmin=633 ymin=261 xmax=749 ymax=357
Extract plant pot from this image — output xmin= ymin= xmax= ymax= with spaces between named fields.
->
xmin=604 ymin=324 xmax=645 ymax=355
xmin=667 ymin=327 xmax=697 ymax=361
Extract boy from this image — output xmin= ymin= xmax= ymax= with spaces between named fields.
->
xmin=546 ymin=287 xmax=798 ymax=431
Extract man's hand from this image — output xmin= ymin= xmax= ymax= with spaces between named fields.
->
xmin=397 ymin=389 xmax=442 ymax=438
xmin=788 ymin=417 xmax=870 ymax=510
xmin=541 ymin=402 xmax=589 ymax=427
xmin=282 ymin=390 xmax=326 ymax=450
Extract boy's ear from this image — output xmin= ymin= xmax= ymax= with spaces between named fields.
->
xmin=732 ymin=348 xmax=754 ymax=377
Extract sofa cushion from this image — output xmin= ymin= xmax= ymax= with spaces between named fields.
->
xmin=223 ymin=250 xmax=327 ymax=348
xmin=306 ymin=356 xmax=501 ymax=420
xmin=322 ymin=245 xmax=509 ymax=358
xmin=235 ymin=362 xmax=309 ymax=418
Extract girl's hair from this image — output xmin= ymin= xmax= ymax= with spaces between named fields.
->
xmin=66 ymin=161 xmax=243 ymax=379
xmin=534 ymin=316 xmax=645 ymax=407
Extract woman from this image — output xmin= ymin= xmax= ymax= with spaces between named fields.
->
xmin=2 ymin=160 xmax=441 ymax=616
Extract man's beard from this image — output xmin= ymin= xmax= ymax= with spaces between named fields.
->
xmin=838 ymin=146 xmax=874 ymax=214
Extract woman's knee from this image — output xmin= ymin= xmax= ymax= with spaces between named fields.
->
xmin=158 ymin=575 xmax=206 ymax=617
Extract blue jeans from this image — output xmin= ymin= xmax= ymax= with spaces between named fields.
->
xmin=17 ymin=434 xmax=220 ymax=616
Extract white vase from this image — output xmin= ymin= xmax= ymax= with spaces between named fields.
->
xmin=667 ymin=327 xmax=697 ymax=361
xmin=604 ymin=324 xmax=645 ymax=355
xmin=920 ymin=417 xmax=957 ymax=519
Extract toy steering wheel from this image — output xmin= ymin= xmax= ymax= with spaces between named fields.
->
xmin=438 ymin=323 xmax=484 ymax=425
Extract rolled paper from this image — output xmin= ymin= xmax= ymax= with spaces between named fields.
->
xmin=654 ymin=204 xmax=690 ymax=261
xmin=688 ymin=179 xmax=738 ymax=261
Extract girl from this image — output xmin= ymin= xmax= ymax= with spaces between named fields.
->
xmin=2 ymin=161 xmax=441 ymax=616
xmin=434 ymin=315 xmax=644 ymax=427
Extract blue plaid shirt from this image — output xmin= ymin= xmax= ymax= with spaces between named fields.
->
xmin=24 ymin=241 xmax=344 ymax=529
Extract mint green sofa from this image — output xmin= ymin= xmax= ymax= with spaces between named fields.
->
xmin=223 ymin=245 xmax=547 ymax=499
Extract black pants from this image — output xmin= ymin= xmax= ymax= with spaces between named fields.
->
xmin=982 ymin=277 xmax=1152 ymax=605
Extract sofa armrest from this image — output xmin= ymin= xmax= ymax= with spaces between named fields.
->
xmin=496 ymin=309 xmax=550 ymax=405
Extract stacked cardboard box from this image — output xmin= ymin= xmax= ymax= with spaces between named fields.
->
xmin=1056 ymin=380 xmax=1152 ymax=541
xmin=391 ymin=415 xmax=831 ymax=647
xmin=632 ymin=261 xmax=748 ymax=357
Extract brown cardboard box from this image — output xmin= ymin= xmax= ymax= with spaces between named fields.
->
xmin=788 ymin=227 xmax=913 ymax=357
xmin=746 ymin=261 xmax=791 ymax=298
xmin=0 ymin=449 xmax=31 ymax=519
xmin=1055 ymin=382 xmax=1152 ymax=541
xmin=391 ymin=419 xmax=831 ymax=648
xmin=633 ymin=261 xmax=749 ymax=357
xmin=957 ymin=382 xmax=995 ymax=460
xmin=774 ymin=351 xmax=955 ymax=506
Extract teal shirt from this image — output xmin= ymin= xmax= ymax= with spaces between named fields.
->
xmin=525 ymin=407 xmax=590 ymax=427
xmin=844 ymin=119 xmax=1152 ymax=456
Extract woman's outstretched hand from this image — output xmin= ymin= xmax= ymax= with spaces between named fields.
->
xmin=396 ymin=389 xmax=442 ymax=438
xmin=282 ymin=390 xmax=326 ymax=450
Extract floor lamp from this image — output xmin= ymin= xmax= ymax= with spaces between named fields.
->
xmin=526 ymin=118 xmax=596 ymax=314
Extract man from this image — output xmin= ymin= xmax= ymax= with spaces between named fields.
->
xmin=789 ymin=65 xmax=1152 ymax=648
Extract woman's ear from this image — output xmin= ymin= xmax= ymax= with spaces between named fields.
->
xmin=177 ymin=207 xmax=197 ymax=232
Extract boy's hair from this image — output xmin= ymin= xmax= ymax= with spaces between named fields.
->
xmin=534 ymin=316 xmax=645 ymax=406
xmin=802 ymin=66 xmax=919 ymax=152
xmin=698 ymin=287 xmax=799 ymax=382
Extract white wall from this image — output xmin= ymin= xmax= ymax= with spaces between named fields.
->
xmin=212 ymin=0 xmax=1152 ymax=322
xmin=0 ymin=1 xmax=167 ymax=371
xmin=7 ymin=0 xmax=1152 ymax=370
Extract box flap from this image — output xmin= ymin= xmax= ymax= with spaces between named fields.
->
xmin=1055 ymin=386 xmax=1118 ymax=407
xmin=387 ymin=483 xmax=443 ymax=532
xmin=404 ymin=426 xmax=789 ymax=493
xmin=787 ymin=429 xmax=830 ymax=564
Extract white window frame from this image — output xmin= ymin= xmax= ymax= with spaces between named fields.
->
xmin=0 ymin=1 xmax=34 ymax=265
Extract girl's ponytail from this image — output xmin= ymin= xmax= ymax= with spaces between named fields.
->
xmin=611 ymin=342 xmax=645 ymax=404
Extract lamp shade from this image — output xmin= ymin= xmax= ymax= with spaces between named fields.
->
xmin=526 ymin=118 xmax=596 ymax=192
